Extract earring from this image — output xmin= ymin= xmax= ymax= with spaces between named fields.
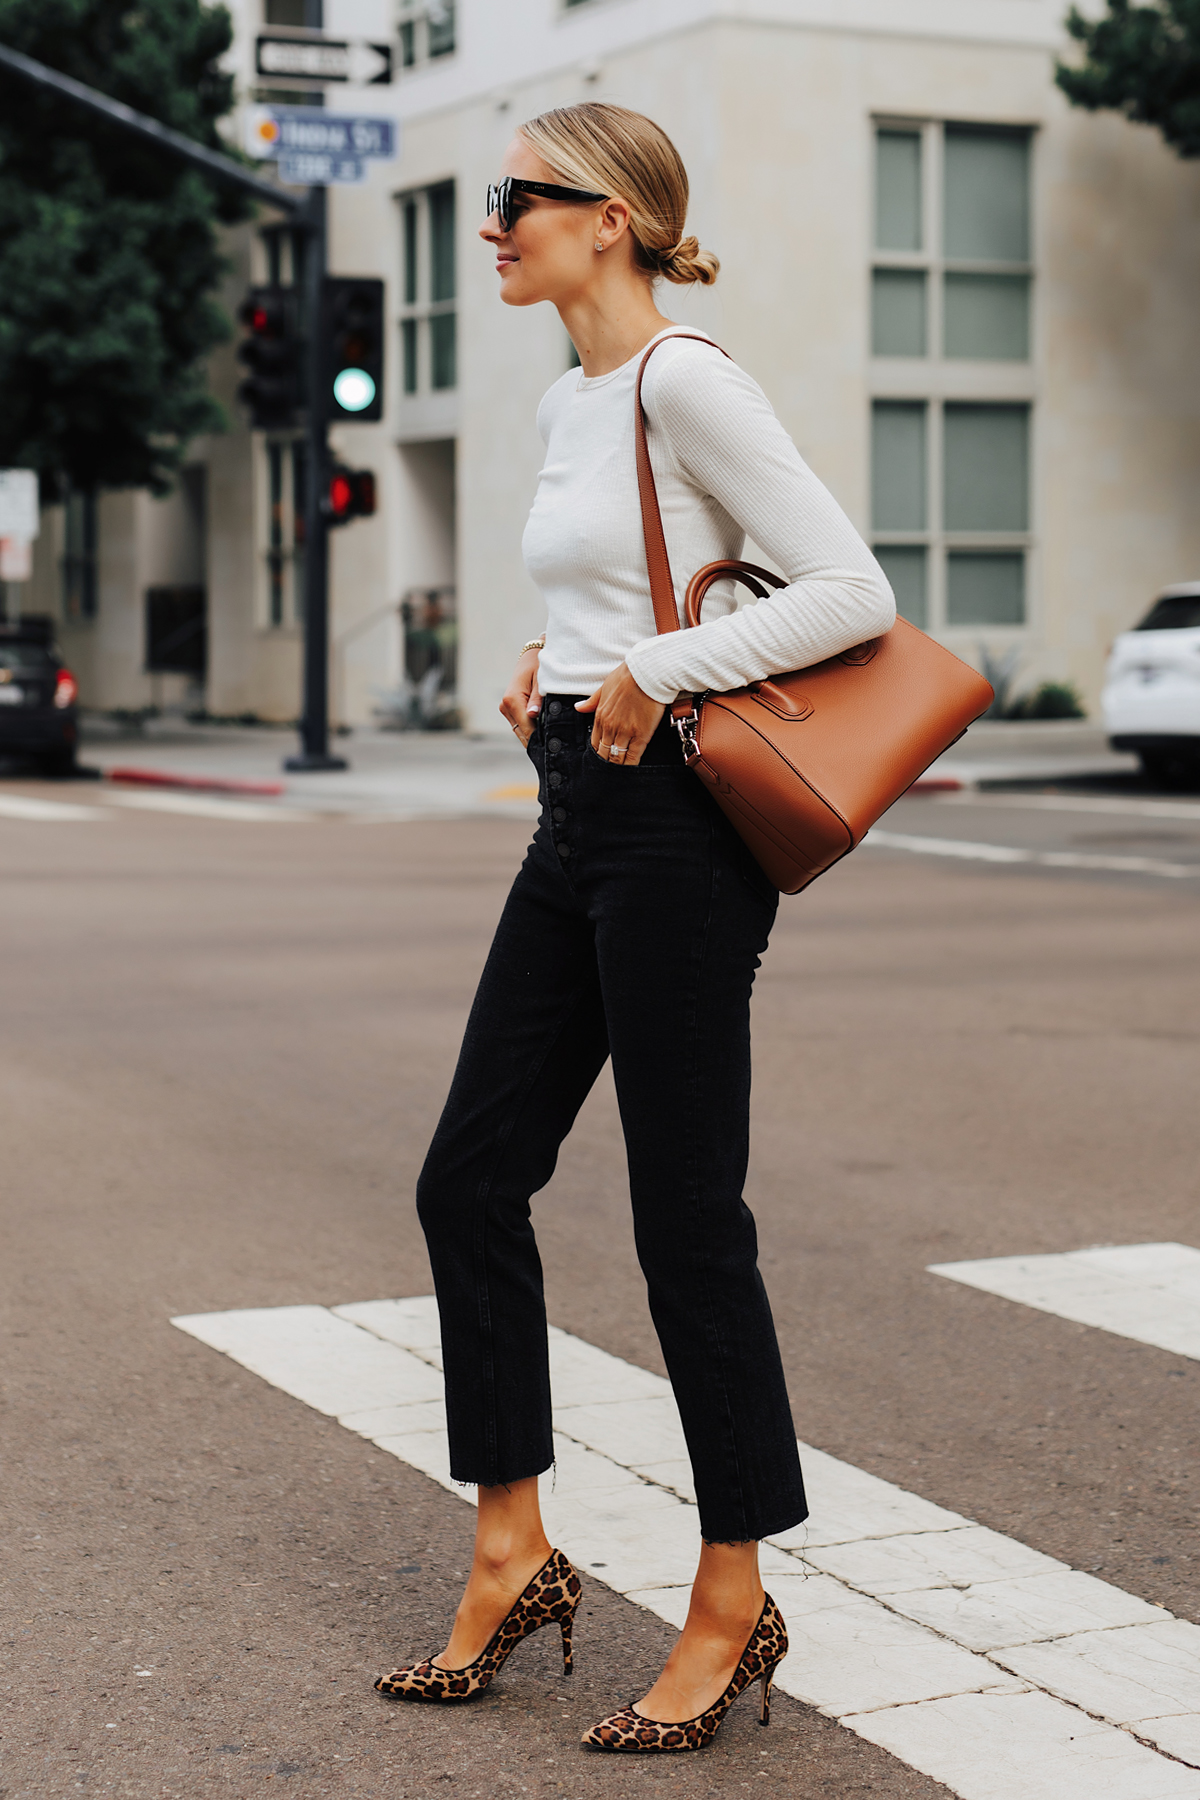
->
xmin=594 ymin=240 xmax=603 ymax=252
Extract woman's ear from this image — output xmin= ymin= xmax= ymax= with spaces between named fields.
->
xmin=595 ymin=195 xmax=633 ymax=253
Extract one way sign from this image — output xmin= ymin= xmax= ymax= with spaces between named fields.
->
xmin=255 ymin=34 xmax=392 ymax=86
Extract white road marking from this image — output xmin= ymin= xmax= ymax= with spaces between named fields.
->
xmin=172 ymin=1297 xmax=1200 ymax=1795
xmin=0 ymin=794 xmax=110 ymax=822
xmin=937 ymin=793 xmax=1200 ymax=823
xmin=929 ymin=1242 xmax=1200 ymax=1363
xmin=863 ymin=829 xmax=1199 ymax=879
xmin=101 ymin=791 xmax=315 ymax=823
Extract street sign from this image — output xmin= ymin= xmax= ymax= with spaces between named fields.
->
xmin=0 ymin=469 xmax=39 ymax=539
xmin=256 ymin=34 xmax=392 ymax=86
xmin=244 ymin=106 xmax=397 ymax=163
xmin=279 ymin=151 xmax=364 ymax=187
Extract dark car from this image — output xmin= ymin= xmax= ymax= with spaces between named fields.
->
xmin=0 ymin=617 xmax=79 ymax=776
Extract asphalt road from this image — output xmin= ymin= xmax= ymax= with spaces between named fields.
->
xmin=2 ymin=778 xmax=1197 ymax=1799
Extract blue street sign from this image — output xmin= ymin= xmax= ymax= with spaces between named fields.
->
xmin=279 ymin=150 xmax=365 ymax=187
xmin=246 ymin=106 xmax=397 ymax=163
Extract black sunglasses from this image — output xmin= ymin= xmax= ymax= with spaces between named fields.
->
xmin=486 ymin=176 xmax=608 ymax=232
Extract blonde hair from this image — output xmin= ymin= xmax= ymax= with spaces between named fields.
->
xmin=518 ymin=102 xmax=719 ymax=287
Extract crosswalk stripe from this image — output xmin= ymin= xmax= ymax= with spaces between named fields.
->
xmin=863 ymin=829 xmax=1200 ymax=880
xmin=0 ymin=794 xmax=110 ymax=822
xmin=929 ymin=1242 xmax=1200 ymax=1363
xmin=171 ymin=1297 xmax=1200 ymax=1796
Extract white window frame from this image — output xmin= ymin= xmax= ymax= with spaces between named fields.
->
xmin=395 ymin=181 xmax=459 ymax=440
xmin=396 ymin=1 xmax=456 ymax=70
xmin=870 ymin=116 xmax=1039 ymax=641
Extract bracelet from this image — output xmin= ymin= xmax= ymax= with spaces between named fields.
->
xmin=520 ymin=636 xmax=546 ymax=655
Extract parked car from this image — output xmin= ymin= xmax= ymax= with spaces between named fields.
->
xmin=1102 ymin=582 xmax=1200 ymax=782
xmin=0 ymin=617 xmax=79 ymax=776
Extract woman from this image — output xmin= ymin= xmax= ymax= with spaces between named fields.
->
xmin=375 ymin=102 xmax=894 ymax=1752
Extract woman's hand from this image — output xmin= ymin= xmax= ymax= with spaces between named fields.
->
xmin=500 ymin=648 xmax=542 ymax=746
xmin=576 ymin=663 xmax=666 ymax=766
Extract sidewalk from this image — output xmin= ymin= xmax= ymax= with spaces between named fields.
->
xmin=75 ymin=714 xmax=1135 ymax=816
xmin=921 ymin=719 xmax=1136 ymax=788
xmin=78 ymin=716 xmax=540 ymax=819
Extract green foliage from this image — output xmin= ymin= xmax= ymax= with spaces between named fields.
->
xmin=1008 ymin=681 xmax=1087 ymax=720
xmin=1057 ymin=1 xmax=1200 ymax=159
xmin=0 ymin=0 xmax=250 ymax=494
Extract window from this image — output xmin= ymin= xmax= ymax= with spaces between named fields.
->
xmin=62 ymin=488 xmax=98 ymax=621
xmin=871 ymin=400 xmax=1031 ymax=630
xmin=872 ymin=123 xmax=1031 ymax=364
xmin=871 ymin=120 xmax=1034 ymax=631
xmin=397 ymin=1 xmax=455 ymax=68
xmin=398 ymin=181 xmax=456 ymax=397
xmin=264 ymin=440 xmax=306 ymax=627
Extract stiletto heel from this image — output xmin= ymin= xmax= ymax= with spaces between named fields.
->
xmin=582 ymin=1594 xmax=788 ymax=1753
xmin=375 ymin=1549 xmax=581 ymax=1704
xmin=759 ymin=1663 xmax=777 ymax=1726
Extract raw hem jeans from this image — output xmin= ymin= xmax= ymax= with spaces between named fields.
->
xmin=415 ymin=698 xmax=807 ymax=1544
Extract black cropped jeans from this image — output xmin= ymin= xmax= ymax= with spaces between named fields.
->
xmin=415 ymin=697 xmax=807 ymax=1544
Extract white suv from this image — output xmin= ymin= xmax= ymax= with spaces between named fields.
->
xmin=1102 ymin=582 xmax=1200 ymax=781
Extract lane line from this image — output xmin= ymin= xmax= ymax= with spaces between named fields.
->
xmin=100 ymin=791 xmax=316 ymax=823
xmin=929 ymin=1242 xmax=1200 ymax=1363
xmin=863 ymin=829 xmax=1199 ymax=879
xmin=172 ymin=1297 xmax=1200 ymax=1795
xmin=0 ymin=794 xmax=110 ymax=822
xmin=937 ymin=794 xmax=1200 ymax=823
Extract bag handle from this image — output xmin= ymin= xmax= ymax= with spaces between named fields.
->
xmin=634 ymin=332 xmax=732 ymax=638
xmin=634 ymin=336 xmax=796 ymax=730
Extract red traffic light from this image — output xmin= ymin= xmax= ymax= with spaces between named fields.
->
xmin=324 ymin=465 xmax=376 ymax=526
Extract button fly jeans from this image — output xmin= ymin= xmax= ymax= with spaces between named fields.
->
xmin=415 ymin=696 xmax=807 ymax=1543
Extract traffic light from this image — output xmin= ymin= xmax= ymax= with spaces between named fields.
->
xmin=236 ymin=286 xmax=303 ymax=429
xmin=324 ymin=464 xmax=377 ymax=527
xmin=321 ymin=277 xmax=385 ymax=422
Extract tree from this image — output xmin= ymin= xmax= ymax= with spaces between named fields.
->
xmin=1057 ymin=0 xmax=1200 ymax=159
xmin=0 ymin=0 xmax=250 ymax=496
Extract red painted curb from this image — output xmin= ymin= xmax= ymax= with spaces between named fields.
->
xmin=106 ymin=767 xmax=286 ymax=798
xmin=907 ymin=777 xmax=966 ymax=793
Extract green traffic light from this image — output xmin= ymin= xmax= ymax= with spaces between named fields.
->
xmin=333 ymin=367 xmax=376 ymax=413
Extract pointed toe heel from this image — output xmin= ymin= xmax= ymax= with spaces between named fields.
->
xmin=581 ymin=1593 xmax=788 ymax=1753
xmin=374 ymin=1548 xmax=581 ymax=1704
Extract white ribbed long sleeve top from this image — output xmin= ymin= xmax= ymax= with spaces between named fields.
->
xmin=523 ymin=328 xmax=896 ymax=704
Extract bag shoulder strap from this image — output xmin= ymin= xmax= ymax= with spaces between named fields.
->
xmin=634 ymin=332 xmax=731 ymax=638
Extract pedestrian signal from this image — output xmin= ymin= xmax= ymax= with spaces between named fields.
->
xmin=236 ymin=286 xmax=303 ymax=430
xmin=324 ymin=465 xmax=376 ymax=527
xmin=321 ymin=277 xmax=385 ymax=422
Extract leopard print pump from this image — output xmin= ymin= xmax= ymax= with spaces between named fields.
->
xmin=374 ymin=1548 xmax=581 ymax=1704
xmin=580 ymin=1593 xmax=788 ymax=1753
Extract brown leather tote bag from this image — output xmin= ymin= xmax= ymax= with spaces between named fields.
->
xmin=634 ymin=335 xmax=994 ymax=894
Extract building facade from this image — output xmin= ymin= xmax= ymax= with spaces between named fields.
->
xmin=20 ymin=0 xmax=1200 ymax=730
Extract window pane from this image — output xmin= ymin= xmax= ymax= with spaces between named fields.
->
xmin=875 ymin=130 xmax=922 ymax=252
xmin=430 ymin=312 xmax=456 ymax=390
xmin=399 ymin=20 xmax=415 ymax=66
xmin=947 ymin=551 xmax=1025 ymax=626
xmin=429 ymin=181 xmax=455 ymax=302
xmin=872 ymin=269 xmax=926 ymax=357
xmin=428 ymin=0 xmax=455 ymax=56
xmin=944 ymin=127 xmax=1030 ymax=263
xmin=403 ymin=200 xmax=418 ymax=305
xmin=874 ymin=545 xmax=927 ymax=628
xmin=871 ymin=401 xmax=926 ymax=531
xmin=943 ymin=273 xmax=1030 ymax=360
xmin=943 ymin=404 xmax=1029 ymax=531
xmin=401 ymin=318 xmax=418 ymax=394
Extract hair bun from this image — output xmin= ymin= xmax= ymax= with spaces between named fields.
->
xmin=658 ymin=234 xmax=719 ymax=286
